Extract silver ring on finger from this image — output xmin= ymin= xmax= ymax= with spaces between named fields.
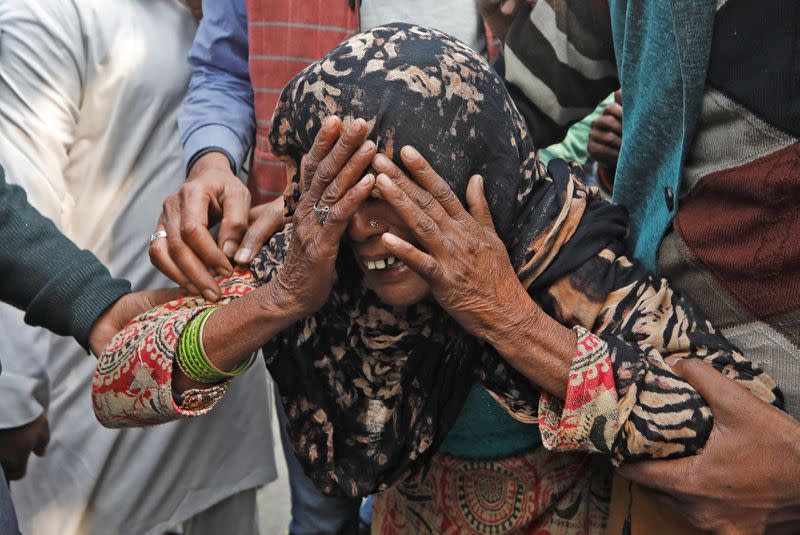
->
xmin=313 ymin=202 xmax=330 ymax=226
xmin=149 ymin=230 xmax=168 ymax=245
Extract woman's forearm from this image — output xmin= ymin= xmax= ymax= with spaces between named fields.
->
xmin=484 ymin=285 xmax=575 ymax=399
xmin=172 ymin=280 xmax=304 ymax=392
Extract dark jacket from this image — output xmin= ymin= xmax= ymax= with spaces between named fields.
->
xmin=0 ymin=166 xmax=130 ymax=350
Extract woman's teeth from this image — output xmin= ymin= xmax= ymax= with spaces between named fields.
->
xmin=364 ymin=256 xmax=404 ymax=271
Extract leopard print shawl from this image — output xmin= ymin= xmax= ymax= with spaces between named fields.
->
xmin=251 ymin=24 xmax=780 ymax=497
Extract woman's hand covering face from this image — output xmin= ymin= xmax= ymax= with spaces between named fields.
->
xmin=273 ymin=116 xmax=377 ymax=319
xmin=372 ymin=146 xmax=539 ymax=342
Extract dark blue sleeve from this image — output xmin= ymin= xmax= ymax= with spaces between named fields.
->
xmin=178 ymin=0 xmax=254 ymax=174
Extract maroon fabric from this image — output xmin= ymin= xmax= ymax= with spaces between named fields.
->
xmin=675 ymin=142 xmax=800 ymax=319
xmin=245 ymin=0 xmax=359 ymax=204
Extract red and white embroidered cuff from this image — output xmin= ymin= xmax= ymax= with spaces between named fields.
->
xmin=537 ymin=326 xmax=620 ymax=454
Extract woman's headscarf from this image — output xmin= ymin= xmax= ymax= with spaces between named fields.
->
xmin=255 ymin=23 xmax=627 ymax=497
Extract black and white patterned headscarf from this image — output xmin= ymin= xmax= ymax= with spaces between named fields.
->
xmin=256 ymin=23 xmax=627 ymax=497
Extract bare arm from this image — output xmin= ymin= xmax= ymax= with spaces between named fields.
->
xmin=94 ymin=117 xmax=379 ymax=426
xmin=170 ymin=274 xmax=303 ymax=393
xmin=372 ymin=148 xmax=781 ymax=464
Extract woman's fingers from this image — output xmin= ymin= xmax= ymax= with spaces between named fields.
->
xmin=370 ymin=152 xmax=415 ymax=191
xmin=381 ymin=232 xmax=439 ymax=280
xmin=305 ymin=118 xmax=370 ymax=206
xmin=318 ymin=140 xmax=376 ymax=207
xmin=320 ymin=174 xmax=376 ymax=244
xmin=466 ymin=175 xmax=495 ymax=230
xmin=374 ymin=174 xmax=449 ymax=255
xmin=371 ymin=153 xmax=452 ymax=226
xmin=234 ymin=197 xmax=286 ymax=265
xmin=399 ymin=146 xmax=470 ymax=222
xmin=301 ymin=116 xmax=342 ymax=192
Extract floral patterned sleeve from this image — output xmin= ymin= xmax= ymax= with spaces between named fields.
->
xmin=92 ymin=270 xmax=260 ymax=428
xmin=533 ymin=239 xmax=783 ymax=465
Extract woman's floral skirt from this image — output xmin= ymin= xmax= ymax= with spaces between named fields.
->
xmin=372 ymin=447 xmax=610 ymax=534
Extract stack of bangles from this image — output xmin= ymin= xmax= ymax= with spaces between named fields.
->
xmin=176 ymin=306 xmax=257 ymax=383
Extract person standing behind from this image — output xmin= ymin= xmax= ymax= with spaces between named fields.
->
xmin=0 ymin=1 xmax=276 ymax=534
xmin=0 ymin=167 xmax=186 ymax=535
xmin=480 ymin=0 xmax=800 ymax=532
xmin=152 ymin=3 xmax=490 ymax=532
xmin=155 ymin=0 xmax=489 ymax=297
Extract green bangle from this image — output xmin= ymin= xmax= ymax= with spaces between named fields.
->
xmin=196 ymin=307 xmax=256 ymax=378
xmin=177 ymin=307 xmax=224 ymax=383
xmin=176 ymin=306 xmax=256 ymax=383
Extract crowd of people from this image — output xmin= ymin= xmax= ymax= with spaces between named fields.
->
xmin=0 ymin=1 xmax=797 ymax=535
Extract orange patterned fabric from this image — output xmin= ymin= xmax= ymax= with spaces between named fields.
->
xmin=372 ymin=448 xmax=610 ymax=534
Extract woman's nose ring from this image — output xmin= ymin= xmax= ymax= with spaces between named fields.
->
xmin=369 ymin=220 xmax=379 ymax=228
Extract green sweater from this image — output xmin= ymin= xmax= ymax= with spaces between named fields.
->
xmin=538 ymin=94 xmax=615 ymax=166
xmin=0 ymin=166 xmax=130 ymax=350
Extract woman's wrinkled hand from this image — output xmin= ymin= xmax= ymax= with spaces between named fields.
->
xmin=372 ymin=146 xmax=536 ymax=343
xmin=273 ymin=116 xmax=377 ymax=320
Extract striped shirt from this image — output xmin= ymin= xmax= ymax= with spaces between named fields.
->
xmin=504 ymin=0 xmax=800 ymax=416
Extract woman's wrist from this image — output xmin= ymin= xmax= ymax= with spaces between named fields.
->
xmin=172 ymin=280 xmax=305 ymax=393
xmin=266 ymin=271 xmax=315 ymax=324
xmin=480 ymin=285 xmax=538 ymax=347
xmin=484 ymin=285 xmax=576 ymax=399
